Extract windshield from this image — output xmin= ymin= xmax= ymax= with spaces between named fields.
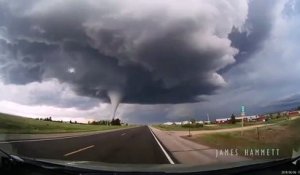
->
xmin=0 ymin=0 xmax=300 ymax=174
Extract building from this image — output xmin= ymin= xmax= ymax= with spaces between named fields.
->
xmin=163 ymin=122 xmax=173 ymax=125
xmin=256 ymin=115 xmax=267 ymax=122
xmin=288 ymin=111 xmax=299 ymax=116
xmin=215 ymin=115 xmax=264 ymax=123
xmin=204 ymin=120 xmax=211 ymax=124
xmin=196 ymin=121 xmax=204 ymax=124
xmin=163 ymin=120 xmax=208 ymax=125
xmin=182 ymin=120 xmax=191 ymax=125
xmin=215 ymin=118 xmax=230 ymax=123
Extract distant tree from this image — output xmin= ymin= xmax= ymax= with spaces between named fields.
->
xmin=69 ymin=120 xmax=72 ymax=124
xmin=74 ymin=121 xmax=77 ymax=124
xmin=44 ymin=117 xmax=52 ymax=121
xmin=190 ymin=118 xmax=196 ymax=124
xmin=297 ymin=106 xmax=300 ymax=110
xmin=230 ymin=114 xmax=236 ymax=124
xmin=111 ymin=118 xmax=121 ymax=125
xmin=195 ymin=123 xmax=204 ymax=128
xmin=276 ymin=112 xmax=281 ymax=119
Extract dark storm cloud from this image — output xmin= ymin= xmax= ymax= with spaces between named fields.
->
xmin=221 ymin=0 xmax=278 ymax=72
xmin=0 ymin=0 xmax=248 ymax=104
xmin=266 ymin=94 xmax=300 ymax=111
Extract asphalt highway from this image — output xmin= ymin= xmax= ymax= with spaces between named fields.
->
xmin=0 ymin=126 xmax=171 ymax=164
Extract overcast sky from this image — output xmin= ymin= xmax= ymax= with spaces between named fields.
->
xmin=0 ymin=0 xmax=300 ymax=124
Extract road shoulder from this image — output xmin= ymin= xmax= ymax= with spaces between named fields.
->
xmin=149 ymin=126 xmax=249 ymax=165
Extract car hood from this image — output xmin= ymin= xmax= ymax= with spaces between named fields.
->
xmin=18 ymin=156 xmax=293 ymax=173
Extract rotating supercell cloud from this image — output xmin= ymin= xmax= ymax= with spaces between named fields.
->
xmin=0 ymin=0 xmax=263 ymax=119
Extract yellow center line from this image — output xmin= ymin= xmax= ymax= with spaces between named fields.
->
xmin=64 ymin=145 xmax=95 ymax=157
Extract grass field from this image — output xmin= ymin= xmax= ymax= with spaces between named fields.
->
xmin=184 ymin=117 xmax=300 ymax=159
xmin=0 ymin=113 xmax=131 ymax=134
xmin=153 ymin=117 xmax=289 ymax=131
xmin=153 ymin=123 xmax=243 ymax=131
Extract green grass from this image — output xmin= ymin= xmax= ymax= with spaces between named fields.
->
xmin=153 ymin=122 xmax=245 ymax=131
xmin=153 ymin=117 xmax=290 ymax=131
xmin=184 ymin=117 xmax=300 ymax=159
xmin=0 ymin=113 xmax=131 ymax=134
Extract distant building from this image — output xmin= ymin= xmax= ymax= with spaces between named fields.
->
xmin=235 ymin=115 xmax=260 ymax=122
xmin=163 ymin=120 xmax=208 ymax=125
xmin=288 ymin=111 xmax=299 ymax=116
xmin=215 ymin=115 xmax=264 ymax=123
xmin=235 ymin=116 xmax=245 ymax=122
xmin=280 ymin=111 xmax=289 ymax=116
xmin=247 ymin=115 xmax=259 ymax=121
xmin=204 ymin=120 xmax=211 ymax=124
xmin=215 ymin=118 xmax=230 ymax=123
xmin=163 ymin=122 xmax=173 ymax=125
xmin=196 ymin=121 xmax=204 ymax=124
xmin=256 ymin=116 xmax=267 ymax=122
xmin=182 ymin=120 xmax=191 ymax=125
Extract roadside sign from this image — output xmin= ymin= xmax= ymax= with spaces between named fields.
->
xmin=241 ymin=105 xmax=245 ymax=116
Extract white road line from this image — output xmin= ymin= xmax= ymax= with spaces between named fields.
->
xmin=148 ymin=127 xmax=175 ymax=164
xmin=64 ymin=145 xmax=95 ymax=157
xmin=121 ymin=133 xmax=126 ymax=136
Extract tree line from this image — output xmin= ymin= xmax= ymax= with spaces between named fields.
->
xmin=35 ymin=117 xmax=60 ymax=122
xmin=35 ymin=117 xmax=79 ymax=124
xmin=35 ymin=117 xmax=124 ymax=126
xmin=88 ymin=118 xmax=122 ymax=126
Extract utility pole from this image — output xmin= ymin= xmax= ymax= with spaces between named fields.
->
xmin=188 ymin=117 xmax=192 ymax=137
xmin=187 ymin=110 xmax=194 ymax=137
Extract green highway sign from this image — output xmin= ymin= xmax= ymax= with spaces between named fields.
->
xmin=241 ymin=106 xmax=245 ymax=113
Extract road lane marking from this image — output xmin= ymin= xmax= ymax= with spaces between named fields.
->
xmin=64 ymin=145 xmax=95 ymax=157
xmin=148 ymin=127 xmax=175 ymax=164
xmin=121 ymin=133 xmax=126 ymax=136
